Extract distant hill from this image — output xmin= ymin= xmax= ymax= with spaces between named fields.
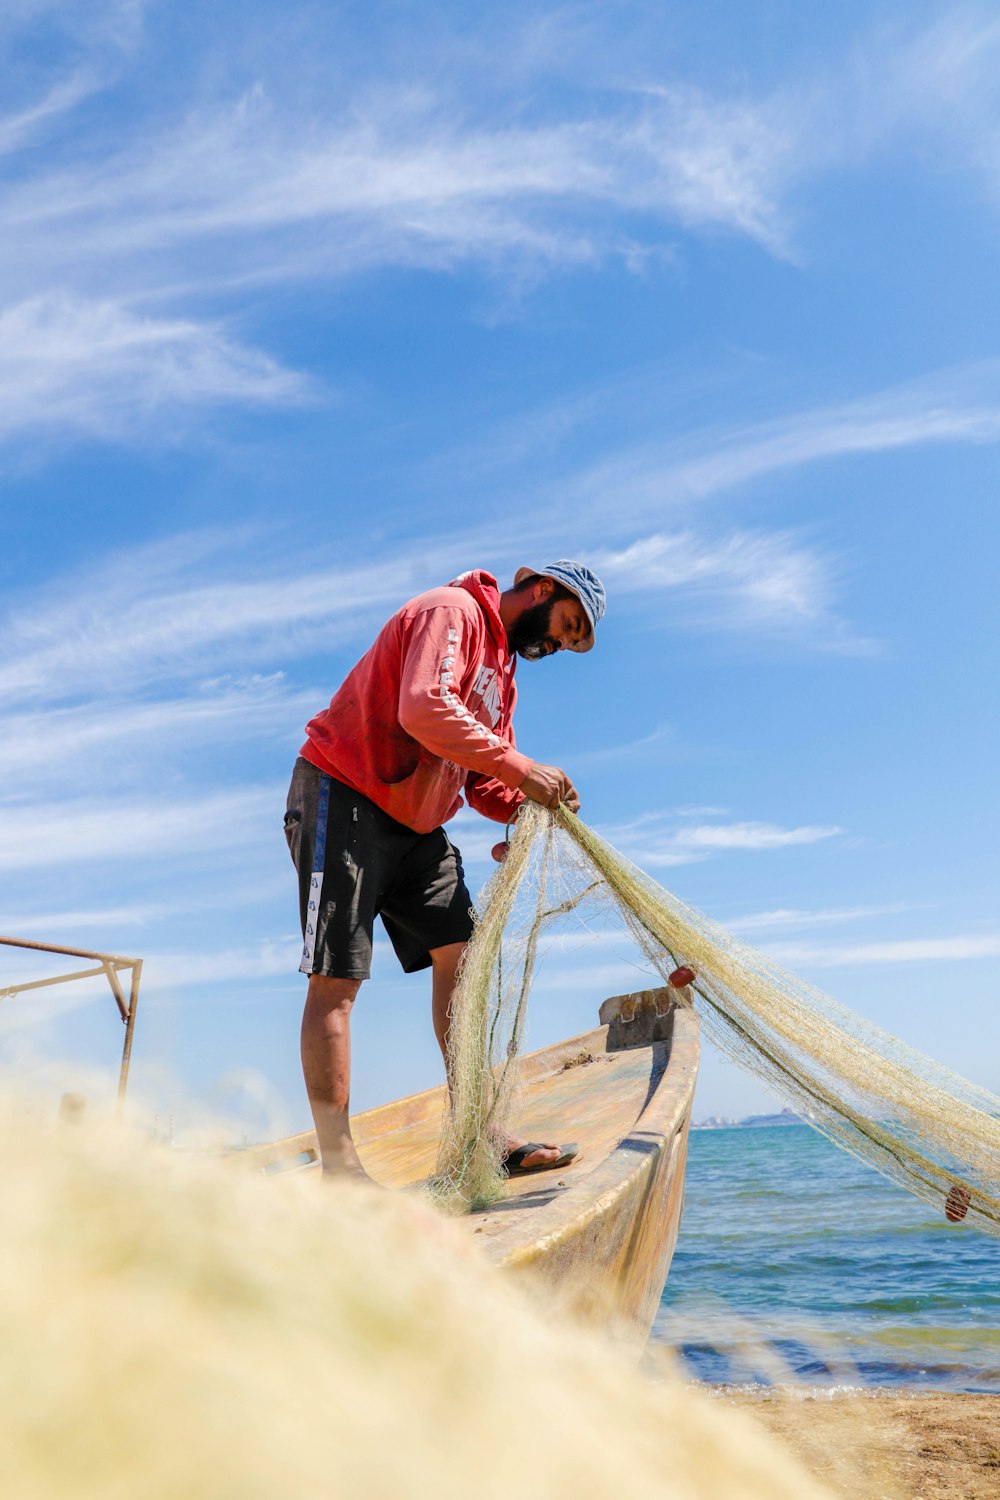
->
xmin=692 ymin=1108 xmax=803 ymax=1130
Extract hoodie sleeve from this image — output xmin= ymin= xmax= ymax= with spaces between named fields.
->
xmin=396 ymin=603 xmax=533 ymax=789
xmin=464 ymin=772 xmax=525 ymax=825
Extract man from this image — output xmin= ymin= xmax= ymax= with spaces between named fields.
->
xmin=285 ymin=560 xmax=606 ymax=1180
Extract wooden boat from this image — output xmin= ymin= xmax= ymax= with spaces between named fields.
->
xmin=246 ymin=986 xmax=699 ymax=1342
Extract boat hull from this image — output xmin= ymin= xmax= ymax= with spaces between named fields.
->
xmin=461 ymin=1006 xmax=698 ymax=1339
xmin=246 ymin=995 xmax=699 ymax=1341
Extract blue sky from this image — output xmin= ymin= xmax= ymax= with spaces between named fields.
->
xmin=0 ymin=0 xmax=998 ymax=1139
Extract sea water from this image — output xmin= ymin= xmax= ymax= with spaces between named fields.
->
xmin=652 ymin=1124 xmax=999 ymax=1392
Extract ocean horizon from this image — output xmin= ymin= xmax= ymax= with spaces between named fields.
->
xmin=652 ymin=1122 xmax=999 ymax=1393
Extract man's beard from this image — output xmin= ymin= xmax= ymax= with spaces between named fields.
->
xmin=509 ymin=598 xmax=559 ymax=661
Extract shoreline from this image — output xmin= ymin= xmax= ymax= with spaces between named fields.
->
xmin=733 ymin=1391 xmax=1000 ymax=1498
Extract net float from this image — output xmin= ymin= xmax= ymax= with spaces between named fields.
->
xmin=945 ymin=1183 xmax=971 ymax=1223
xmin=668 ymin=965 xmax=697 ymax=989
xmin=491 ymin=842 xmax=508 ymax=863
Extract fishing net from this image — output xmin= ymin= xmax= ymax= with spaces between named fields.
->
xmin=432 ymin=803 xmax=1000 ymax=1235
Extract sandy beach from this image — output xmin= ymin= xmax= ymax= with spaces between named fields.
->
xmin=738 ymin=1393 xmax=1000 ymax=1499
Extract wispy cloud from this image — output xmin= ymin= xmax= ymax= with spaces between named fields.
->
xmin=1 ymin=10 xmax=1000 ymax=456
xmin=562 ymin=362 xmax=1000 ymax=517
xmin=140 ymin=937 xmax=302 ymax=989
xmin=0 ymin=75 xmax=96 ymax=157
xmin=596 ymin=529 xmax=838 ymax=633
xmin=0 ymin=532 xmax=472 ymax=705
xmin=598 ymin=811 xmax=842 ymax=868
xmin=769 ymin=933 xmax=1000 ymax=967
xmin=0 ymin=294 xmax=309 ymax=442
xmin=414 ymin=351 xmax=1000 ymax=657
xmin=448 ymin=801 xmax=844 ymax=876
xmin=2 ymin=6 xmax=1000 ymax=458
xmin=0 ymin=16 xmax=808 ymax=447
xmin=627 ymin=85 xmax=794 ymax=255
xmin=0 ymin=787 xmax=278 ymax=874
xmin=0 ymin=676 xmax=315 ymax=784
xmin=0 ymin=82 xmax=793 ymax=296
xmin=675 ymin=821 xmax=842 ymax=853
xmin=860 ymin=11 xmax=1000 ymax=202
xmin=725 ymin=902 xmax=915 ymax=935
xmin=0 ymin=1 xmax=148 ymax=69
xmin=570 ymin=723 xmax=677 ymax=768
xmin=0 ymin=872 xmax=290 ymax=945
xmin=0 ymin=902 xmax=180 ymax=937
xmin=0 ymin=510 xmax=867 ymax=730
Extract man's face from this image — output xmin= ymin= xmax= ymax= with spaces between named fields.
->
xmin=509 ymin=590 xmax=590 ymax=660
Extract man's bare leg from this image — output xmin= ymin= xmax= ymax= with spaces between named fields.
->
xmin=300 ymin=974 xmax=373 ymax=1182
xmin=429 ymin=940 xmax=562 ymax=1171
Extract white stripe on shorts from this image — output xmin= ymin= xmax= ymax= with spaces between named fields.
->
xmin=299 ymin=870 xmax=323 ymax=973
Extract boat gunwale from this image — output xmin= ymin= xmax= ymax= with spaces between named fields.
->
xmin=472 ymin=1005 xmax=700 ymax=1266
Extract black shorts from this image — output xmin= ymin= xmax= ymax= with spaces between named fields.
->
xmin=284 ymin=757 xmax=476 ymax=979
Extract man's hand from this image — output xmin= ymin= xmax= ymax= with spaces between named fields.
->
xmin=520 ymin=762 xmax=580 ymax=814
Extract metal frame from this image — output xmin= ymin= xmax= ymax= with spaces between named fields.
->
xmin=0 ymin=935 xmax=142 ymax=1115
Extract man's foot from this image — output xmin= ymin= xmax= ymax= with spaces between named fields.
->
xmin=320 ymin=1163 xmax=380 ymax=1186
xmin=499 ymin=1135 xmax=578 ymax=1176
xmin=318 ymin=1140 xmax=379 ymax=1185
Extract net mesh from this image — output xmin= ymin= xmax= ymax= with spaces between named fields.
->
xmin=431 ymin=803 xmax=1000 ymax=1234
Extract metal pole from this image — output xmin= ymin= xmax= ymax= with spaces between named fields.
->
xmin=0 ymin=935 xmax=143 ymax=1123
xmin=0 ymin=934 xmax=138 ymax=966
xmin=116 ymin=960 xmax=142 ymax=1119
xmin=0 ymin=963 xmax=110 ymax=997
xmin=102 ymin=960 xmax=130 ymax=1023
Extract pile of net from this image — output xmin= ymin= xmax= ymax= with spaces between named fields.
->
xmin=431 ymin=802 xmax=1000 ymax=1236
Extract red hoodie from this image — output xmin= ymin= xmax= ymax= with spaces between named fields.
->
xmin=301 ymin=570 xmax=532 ymax=833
